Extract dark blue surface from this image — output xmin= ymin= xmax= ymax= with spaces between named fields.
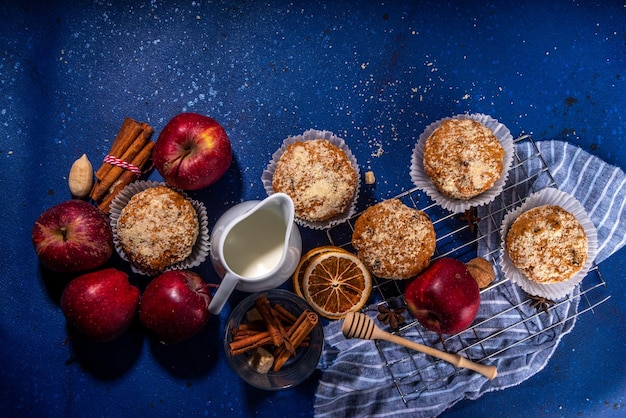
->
xmin=1 ymin=1 xmax=624 ymax=417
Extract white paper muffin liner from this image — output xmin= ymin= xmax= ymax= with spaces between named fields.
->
xmin=410 ymin=113 xmax=515 ymax=213
xmin=499 ymin=188 xmax=598 ymax=300
xmin=261 ymin=129 xmax=360 ymax=230
xmin=109 ymin=180 xmax=210 ymax=276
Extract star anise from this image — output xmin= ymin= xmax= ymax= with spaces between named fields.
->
xmin=527 ymin=293 xmax=556 ymax=315
xmin=459 ymin=207 xmax=480 ymax=233
xmin=377 ymin=305 xmax=405 ymax=331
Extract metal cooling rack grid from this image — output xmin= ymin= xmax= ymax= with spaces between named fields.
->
xmin=325 ymin=135 xmax=611 ymax=405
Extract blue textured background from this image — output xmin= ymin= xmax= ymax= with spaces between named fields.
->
xmin=1 ymin=1 xmax=624 ymax=417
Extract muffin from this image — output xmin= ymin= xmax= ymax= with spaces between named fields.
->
xmin=351 ymin=199 xmax=436 ymax=280
xmin=272 ymin=139 xmax=358 ymax=223
xmin=116 ymin=186 xmax=199 ymax=275
xmin=423 ymin=118 xmax=504 ymax=200
xmin=505 ymin=205 xmax=588 ymax=284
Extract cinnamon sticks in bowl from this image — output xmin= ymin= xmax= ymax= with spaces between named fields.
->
xmin=90 ymin=117 xmax=155 ymax=214
xmin=229 ymin=295 xmax=319 ymax=372
xmin=224 ymin=289 xmax=324 ymax=390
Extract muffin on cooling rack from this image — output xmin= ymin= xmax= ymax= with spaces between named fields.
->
xmin=351 ymin=199 xmax=436 ymax=280
xmin=499 ymin=188 xmax=598 ymax=300
xmin=113 ymin=184 xmax=202 ymax=275
xmin=423 ymin=118 xmax=504 ymax=200
xmin=410 ymin=113 xmax=514 ymax=213
xmin=505 ymin=204 xmax=588 ymax=284
xmin=271 ymin=138 xmax=358 ymax=224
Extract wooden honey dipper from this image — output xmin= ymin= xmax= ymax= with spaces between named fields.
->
xmin=341 ymin=311 xmax=497 ymax=380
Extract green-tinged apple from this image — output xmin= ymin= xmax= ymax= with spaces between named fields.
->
xmin=153 ymin=112 xmax=232 ymax=190
xmin=60 ymin=268 xmax=140 ymax=342
xmin=404 ymin=258 xmax=480 ymax=341
xmin=32 ymin=200 xmax=114 ymax=273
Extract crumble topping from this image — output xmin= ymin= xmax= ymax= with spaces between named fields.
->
xmin=424 ymin=118 xmax=504 ymax=200
xmin=506 ymin=205 xmax=588 ymax=283
xmin=272 ymin=139 xmax=357 ymax=222
xmin=117 ymin=186 xmax=199 ymax=274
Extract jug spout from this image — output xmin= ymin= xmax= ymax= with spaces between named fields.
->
xmin=257 ymin=192 xmax=295 ymax=226
xmin=208 ymin=192 xmax=301 ymax=315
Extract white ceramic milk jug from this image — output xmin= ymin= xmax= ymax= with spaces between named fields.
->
xmin=208 ymin=193 xmax=302 ymax=315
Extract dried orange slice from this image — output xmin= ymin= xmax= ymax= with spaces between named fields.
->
xmin=292 ymin=245 xmax=349 ymax=298
xmin=302 ymin=251 xmax=372 ymax=320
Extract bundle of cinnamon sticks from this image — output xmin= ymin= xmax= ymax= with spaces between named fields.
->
xmin=229 ymin=295 xmax=319 ymax=372
xmin=90 ymin=117 xmax=155 ymax=214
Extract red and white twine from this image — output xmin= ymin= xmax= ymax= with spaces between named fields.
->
xmin=103 ymin=155 xmax=142 ymax=176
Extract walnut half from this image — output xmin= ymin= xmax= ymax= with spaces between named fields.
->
xmin=466 ymin=257 xmax=495 ymax=289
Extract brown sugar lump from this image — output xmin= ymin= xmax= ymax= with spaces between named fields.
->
xmin=423 ymin=118 xmax=505 ymax=200
xmin=351 ymin=199 xmax=436 ymax=280
xmin=272 ymin=139 xmax=358 ymax=223
xmin=115 ymin=185 xmax=200 ymax=275
xmin=505 ymin=205 xmax=588 ymax=284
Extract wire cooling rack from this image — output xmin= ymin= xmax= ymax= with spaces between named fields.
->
xmin=324 ymin=135 xmax=611 ymax=404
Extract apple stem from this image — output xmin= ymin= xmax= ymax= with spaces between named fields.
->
xmin=60 ymin=226 xmax=68 ymax=241
xmin=435 ymin=324 xmax=446 ymax=348
xmin=173 ymin=149 xmax=192 ymax=176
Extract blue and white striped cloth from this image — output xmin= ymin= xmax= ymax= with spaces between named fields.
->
xmin=314 ymin=140 xmax=626 ymax=418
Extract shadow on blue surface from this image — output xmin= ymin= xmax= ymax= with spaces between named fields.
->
xmin=147 ymin=319 xmax=222 ymax=379
xmin=64 ymin=323 xmax=145 ymax=381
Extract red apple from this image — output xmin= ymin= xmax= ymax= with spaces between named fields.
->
xmin=404 ymin=258 xmax=480 ymax=341
xmin=60 ymin=268 xmax=140 ymax=342
xmin=153 ymin=112 xmax=232 ymax=190
xmin=139 ymin=270 xmax=214 ymax=344
xmin=32 ymin=200 xmax=114 ymax=273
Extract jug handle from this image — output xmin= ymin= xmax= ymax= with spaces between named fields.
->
xmin=208 ymin=273 xmax=240 ymax=315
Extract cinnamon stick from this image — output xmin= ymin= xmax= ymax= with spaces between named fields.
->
xmin=272 ymin=303 xmax=298 ymax=323
xmin=233 ymin=323 xmax=299 ymax=341
xmin=255 ymin=296 xmax=287 ymax=348
xmin=229 ymin=326 xmax=297 ymax=349
xmin=273 ymin=310 xmax=318 ymax=371
xmin=233 ymin=321 xmax=267 ymax=333
xmin=231 ymin=338 xmax=273 ymax=356
xmin=95 ymin=118 xmax=151 ymax=180
xmin=90 ymin=118 xmax=153 ymax=201
xmin=96 ymin=141 xmax=155 ymax=214
xmin=233 ymin=330 xmax=266 ymax=340
xmin=91 ymin=136 xmax=147 ymax=200
xmin=229 ymin=330 xmax=273 ymax=352
xmin=290 ymin=311 xmax=318 ymax=343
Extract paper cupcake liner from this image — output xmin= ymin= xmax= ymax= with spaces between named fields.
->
xmin=109 ymin=180 xmax=210 ymax=276
xmin=261 ymin=129 xmax=360 ymax=230
xmin=499 ymin=187 xmax=598 ymax=300
xmin=410 ymin=113 xmax=515 ymax=213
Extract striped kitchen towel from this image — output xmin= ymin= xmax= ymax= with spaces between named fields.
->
xmin=314 ymin=140 xmax=626 ymax=418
